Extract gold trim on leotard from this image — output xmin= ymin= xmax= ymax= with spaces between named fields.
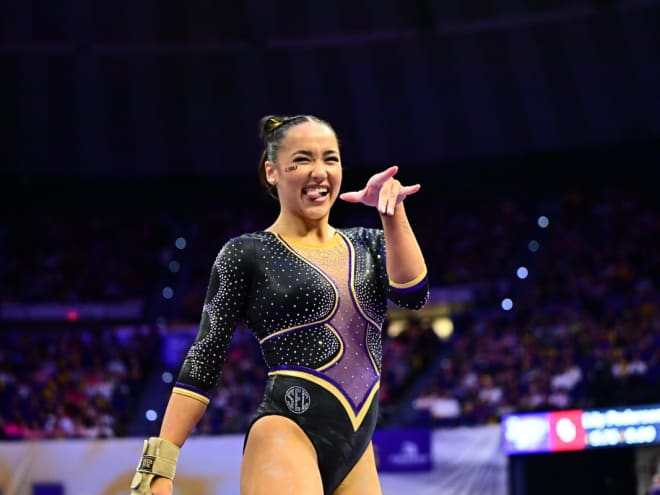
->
xmin=268 ymin=369 xmax=380 ymax=431
xmin=388 ymin=267 xmax=428 ymax=289
xmin=172 ymin=386 xmax=210 ymax=405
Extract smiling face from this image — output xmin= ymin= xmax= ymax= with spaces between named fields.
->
xmin=265 ymin=120 xmax=342 ymax=224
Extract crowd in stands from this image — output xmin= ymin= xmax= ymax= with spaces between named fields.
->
xmin=0 ymin=325 xmax=160 ymax=439
xmin=1 ymin=175 xmax=659 ymax=438
xmin=411 ymin=187 xmax=660 ymax=426
xmin=0 ymin=212 xmax=177 ymax=302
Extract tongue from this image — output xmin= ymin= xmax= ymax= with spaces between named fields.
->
xmin=305 ymin=189 xmax=324 ymax=200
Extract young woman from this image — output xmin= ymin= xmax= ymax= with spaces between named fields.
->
xmin=130 ymin=115 xmax=429 ymax=495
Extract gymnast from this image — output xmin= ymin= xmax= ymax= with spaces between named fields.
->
xmin=130 ymin=114 xmax=429 ymax=495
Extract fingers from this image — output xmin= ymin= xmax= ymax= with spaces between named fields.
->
xmin=378 ymin=179 xmax=394 ymax=215
xmin=368 ymin=165 xmax=399 ymax=188
xmin=340 ymin=167 xmax=420 ymax=211
xmin=339 ymin=190 xmax=364 ymax=203
xmin=399 ymin=184 xmax=421 ymax=197
xmin=379 ymin=182 xmax=421 ymax=216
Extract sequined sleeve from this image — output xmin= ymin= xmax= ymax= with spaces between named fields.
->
xmin=173 ymin=236 xmax=254 ymax=403
xmin=361 ymin=227 xmax=429 ymax=310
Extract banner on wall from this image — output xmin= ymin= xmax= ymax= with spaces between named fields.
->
xmin=0 ymin=426 xmax=507 ymax=495
xmin=373 ymin=428 xmax=432 ymax=472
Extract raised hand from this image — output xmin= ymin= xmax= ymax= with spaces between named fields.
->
xmin=339 ymin=166 xmax=421 ymax=216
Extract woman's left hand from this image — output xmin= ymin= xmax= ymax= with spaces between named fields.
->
xmin=339 ymin=166 xmax=421 ymax=216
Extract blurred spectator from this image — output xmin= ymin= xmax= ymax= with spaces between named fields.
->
xmin=0 ymin=325 xmax=159 ymax=439
xmin=2 ymin=179 xmax=659 ymax=435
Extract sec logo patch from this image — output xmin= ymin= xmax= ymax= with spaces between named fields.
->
xmin=285 ymin=386 xmax=311 ymax=414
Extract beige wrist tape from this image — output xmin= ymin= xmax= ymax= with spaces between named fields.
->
xmin=135 ymin=437 xmax=181 ymax=480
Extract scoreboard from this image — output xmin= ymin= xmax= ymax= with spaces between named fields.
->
xmin=502 ymin=404 xmax=660 ymax=455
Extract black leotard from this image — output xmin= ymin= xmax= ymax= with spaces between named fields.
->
xmin=173 ymin=227 xmax=428 ymax=493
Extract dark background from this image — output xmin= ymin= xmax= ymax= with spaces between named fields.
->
xmin=3 ymin=2 xmax=660 ymax=493
xmin=3 ymin=1 xmax=659 ymax=198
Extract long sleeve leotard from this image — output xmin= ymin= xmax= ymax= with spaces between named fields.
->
xmin=173 ymin=227 xmax=429 ymax=430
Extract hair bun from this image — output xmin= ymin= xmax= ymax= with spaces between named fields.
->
xmin=258 ymin=115 xmax=285 ymax=142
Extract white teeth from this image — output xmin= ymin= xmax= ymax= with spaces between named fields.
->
xmin=303 ymin=186 xmax=329 ymax=195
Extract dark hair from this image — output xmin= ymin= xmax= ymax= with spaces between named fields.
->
xmin=257 ymin=114 xmax=335 ymax=199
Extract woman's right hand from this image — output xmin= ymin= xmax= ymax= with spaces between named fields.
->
xmin=149 ymin=476 xmax=173 ymax=495
xmin=130 ymin=437 xmax=180 ymax=495
xmin=339 ymin=165 xmax=421 ymax=216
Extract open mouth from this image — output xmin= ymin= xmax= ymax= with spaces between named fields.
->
xmin=302 ymin=185 xmax=330 ymax=200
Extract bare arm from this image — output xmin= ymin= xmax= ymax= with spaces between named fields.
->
xmin=134 ymin=393 xmax=208 ymax=494
xmin=379 ymin=202 xmax=426 ymax=284
xmin=158 ymin=392 xmax=208 ymax=447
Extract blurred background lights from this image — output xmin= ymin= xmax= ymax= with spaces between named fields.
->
xmin=162 ymin=286 xmax=174 ymax=299
xmin=175 ymin=237 xmax=187 ymax=250
xmin=537 ymin=215 xmax=550 ymax=228
xmin=501 ymin=298 xmax=513 ymax=311
xmin=145 ymin=409 xmax=158 ymax=422
xmin=431 ymin=317 xmax=454 ymax=340
xmin=528 ymin=240 xmax=540 ymax=252
xmin=387 ymin=319 xmax=406 ymax=337
xmin=168 ymin=260 xmax=180 ymax=273
xmin=66 ymin=309 xmax=79 ymax=322
xmin=516 ymin=266 xmax=529 ymax=279
xmin=161 ymin=371 xmax=174 ymax=384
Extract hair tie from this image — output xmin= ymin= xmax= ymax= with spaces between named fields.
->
xmin=265 ymin=117 xmax=283 ymax=134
